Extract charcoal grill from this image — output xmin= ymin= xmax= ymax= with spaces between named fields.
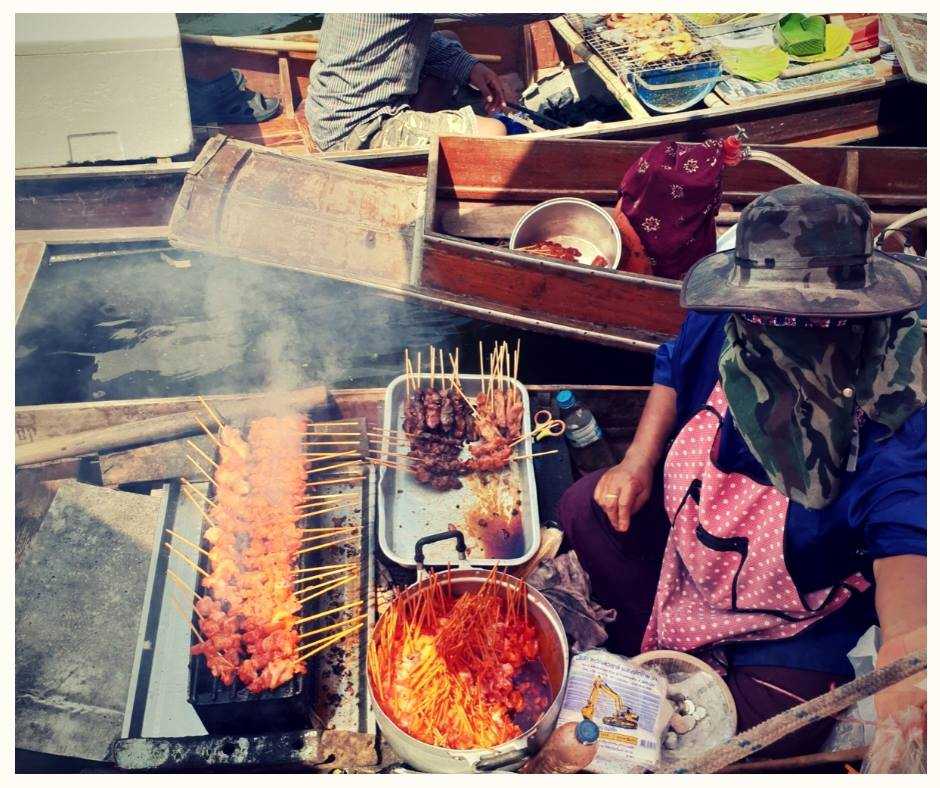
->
xmin=119 ymin=416 xmax=378 ymax=768
xmin=569 ymin=14 xmax=722 ymax=114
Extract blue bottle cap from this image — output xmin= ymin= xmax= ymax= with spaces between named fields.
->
xmin=576 ymin=719 xmax=600 ymax=744
xmin=555 ymin=390 xmax=576 ymax=410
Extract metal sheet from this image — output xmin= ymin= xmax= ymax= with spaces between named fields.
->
xmin=377 ymin=373 xmax=540 ymax=567
xmin=15 ymin=481 xmax=163 ymax=761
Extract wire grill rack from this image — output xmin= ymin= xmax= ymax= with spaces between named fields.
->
xmin=567 ymin=13 xmax=719 ymax=78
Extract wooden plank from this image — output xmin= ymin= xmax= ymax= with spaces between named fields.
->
xmin=15 ymin=241 xmax=45 ymax=323
xmin=15 ymin=388 xmax=331 ymax=446
xmin=168 ymin=136 xmax=425 ymax=287
xmin=15 ymin=227 xmax=169 ymax=245
xmin=15 ymin=385 xmax=328 ymax=466
xmin=434 ymin=200 xmax=913 ymax=240
xmin=99 ymin=435 xmax=219 ymax=486
xmin=432 ymin=136 xmax=926 ymax=208
xmin=422 ymin=234 xmax=684 ymax=337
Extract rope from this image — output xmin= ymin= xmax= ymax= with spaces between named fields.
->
xmin=660 ymin=649 xmax=926 ymax=774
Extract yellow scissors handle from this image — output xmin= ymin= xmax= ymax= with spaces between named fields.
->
xmin=532 ymin=409 xmax=565 ymax=440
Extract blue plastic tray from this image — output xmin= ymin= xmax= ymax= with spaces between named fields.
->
xmin=628 ymin=60 xmax=722 ymax=114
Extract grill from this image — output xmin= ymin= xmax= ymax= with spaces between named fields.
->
xmin=566 ymin=14 xmax=723 ymax=114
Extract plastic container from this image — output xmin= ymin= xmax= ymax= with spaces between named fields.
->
xmin=627 ymin=60 xmax=723 ymax=114
xmin=555 ymin=391 xmax=614 ymax=474
xmin=15 ymin=13 xmax=193 ymax=168
xmin=519 ymin=720 xmax=600 ymax=773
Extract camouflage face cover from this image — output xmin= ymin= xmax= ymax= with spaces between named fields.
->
xmin=718 ymin=311 xmax=926 ymax=509
xmin=681 ymin=184 xmax=926 ymax=317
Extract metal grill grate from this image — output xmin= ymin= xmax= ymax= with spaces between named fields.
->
xmin=567 ymin=14 xmax=719 ymax=78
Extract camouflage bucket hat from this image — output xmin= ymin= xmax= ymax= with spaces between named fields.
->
xmin=681 ymin=184 xmax=926 ymax=317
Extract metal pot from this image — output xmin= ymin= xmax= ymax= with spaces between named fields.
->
xmin=510 ymin=197 xmax=623 ymax=270
xmin=368 ymin=569 xmax=569 ymax=773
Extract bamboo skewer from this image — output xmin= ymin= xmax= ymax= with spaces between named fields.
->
xmin=295 ymin=573 xmax=358 ymax=605
xmin=197 ymin=395 xmax=225 ymax=430
xmin=167 ymin=567 xmax=202 ymax=601
xmin=303 ymin=431 xmax=362 ymax=437
xmin=304 ymin=450 xmax=359 ymax=461
xmin=294 ymin=565 xmax=356 ymax=587
xmin=299 ymin=613 xmax=366 ymax=641
xmin=307 ymin=459 xmax=363 ymax=475
xmin=186 ymin=454 xmax=214 ymax=483
xmin=163 ymin=541 xmax=208 ymax=577
xmin=296 ymin=534 xmax=359 ymax=555
xmin=186 ymin=439 xmax=219 ymax=471
xmin=292 ymin=561 xmax=355 ymax=575
xmin=300 ymin=527 xmax=361 ymax=544
xmin=302 ymin=440 xmax=362 ymax=447
xmin=165 ymin=528 xmax=210 ymax=559
xmin=307 ymin=474 xmax=365 ymax=488
xmin=299 ymin=491 xmax=359 ymax=502
xmin=295 ymin=599 xmax=363 ymax=626
xmin=193 ymin=413 xmax=222 ymax=448
xmin=180 ymin=487 xmax=220 ymax=528
xmin=181 ymin=478 xmax=215 ymax=508
xmin=295 ymin=621 xmax=364 ymax=664
xmin=513 ymin=449 xmax=559 ymax=461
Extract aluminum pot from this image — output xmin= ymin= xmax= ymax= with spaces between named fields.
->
xmin=510 ymin=197 xmax=622 ymax=270
xmin=368 ymin=569 xmax=569 ymax=773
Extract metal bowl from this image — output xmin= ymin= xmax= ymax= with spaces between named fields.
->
xmin=510 ymin=197 xmax=622 ymax=270
xmin=368 ymin=569 xmax=569 ymax=773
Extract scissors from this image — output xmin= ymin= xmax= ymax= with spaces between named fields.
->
xmin=531 ymin=410 xmax=566 ymax=441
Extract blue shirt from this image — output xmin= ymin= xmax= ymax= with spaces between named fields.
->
xmin=653 ymin=311 xmax=927 ymax=675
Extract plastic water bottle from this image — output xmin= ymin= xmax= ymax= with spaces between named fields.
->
xmin=519 ymin=720 xmax=600 ymax=774
xmin=555 ymin=390 xmax=614 ymax=474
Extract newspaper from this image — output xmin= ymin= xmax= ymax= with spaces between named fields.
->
xmin=555 ymin=649 xmax=671 ymax=773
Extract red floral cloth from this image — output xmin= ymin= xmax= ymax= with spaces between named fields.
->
xmin=616 ymin=139 xmax=727 ymax=280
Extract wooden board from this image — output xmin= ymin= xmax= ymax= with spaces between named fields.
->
xmin=422 ymin=234 xmax=683 ymax=341
xmin=431 ymin=136 xmax=927 ymax=209
xmin=99 ymin=435 xmax=219 ymax=486
xmin=15 ymin=241 xmax=46 ymax=323
xmin=168 ymin=136 xmax=426 ymax=287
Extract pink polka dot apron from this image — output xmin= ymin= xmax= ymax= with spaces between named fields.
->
xmin=642 ymin=382 xmax=870 ymax=654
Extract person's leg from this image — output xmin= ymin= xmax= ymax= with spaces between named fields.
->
xmin=557 ymin=466 xmax=668 ymax=656
xmin=725 ymin=666 xmax=846 ymax=759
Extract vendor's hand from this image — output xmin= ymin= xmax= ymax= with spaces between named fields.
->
xmin=592 ymin=452 xmax=654 ymax=533
xmin=469 ymin=63 xmax=506 ymax=114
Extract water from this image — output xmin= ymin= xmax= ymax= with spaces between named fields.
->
xmin=15 ymin=248 xmax=653 ymax=406
xmin=176 ymin=14 xmax=323 ymax=37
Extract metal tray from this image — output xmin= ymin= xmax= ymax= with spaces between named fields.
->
xmin=377 ymin=373 xmax=540 ymax=568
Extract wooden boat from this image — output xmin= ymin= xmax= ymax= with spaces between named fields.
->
xmin=11 ymin=384 xmax=877 ymax=773
xmin=16 ymin=135 xmax=927 ymax=351
xmin=14 ymin=15 xmax=924 ymax=229
xmin=161 ymin=134 xmax=926 ymax=352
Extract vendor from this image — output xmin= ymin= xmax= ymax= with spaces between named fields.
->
xmin=306 ymin=14 xmax=555 ymax=152
xmin=559 ymin=185 xmax=926 ymax=759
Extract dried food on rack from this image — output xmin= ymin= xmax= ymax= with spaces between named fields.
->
xmin=604 ymin=13 xmax=684 ymax=40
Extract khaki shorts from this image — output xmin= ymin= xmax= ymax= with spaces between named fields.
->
xmin=342 ymin=105 xmax=478 ymax=151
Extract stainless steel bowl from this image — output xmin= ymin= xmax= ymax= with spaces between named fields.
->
xmin=510 ymin=197 xmax=622 ymax=270
xmin=369 ymin=569 xmax=569 ymax=773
